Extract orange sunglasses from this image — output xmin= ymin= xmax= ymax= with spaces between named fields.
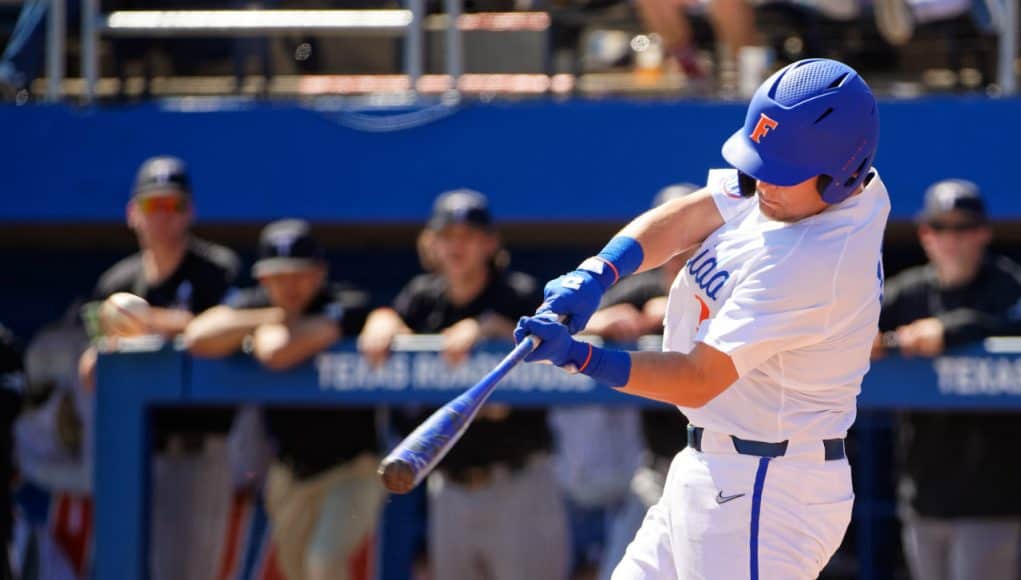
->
xmin=135 ymin=195 xmax=189 ymax=214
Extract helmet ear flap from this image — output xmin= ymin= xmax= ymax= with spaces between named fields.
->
xmin=846 ymin=157 xmax=870 ymax=188
xmin=817 ymin=156 xmax=873 ymax=203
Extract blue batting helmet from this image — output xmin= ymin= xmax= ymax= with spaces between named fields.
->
xmin=722 ymin=58 xmax=879 ymax=204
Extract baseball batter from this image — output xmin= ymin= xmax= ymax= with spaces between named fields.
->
xmin=515 ymin=58 xmax=888 ymax=579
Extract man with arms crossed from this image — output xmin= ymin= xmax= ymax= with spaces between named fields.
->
xmin=515 ymin=58 xmax=887 ymax=578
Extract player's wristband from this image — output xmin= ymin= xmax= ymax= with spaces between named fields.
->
xmin=569 ymin=341 xmax=631 ymax=387
xmin=577 ymin=236 xmax=644 ymax=290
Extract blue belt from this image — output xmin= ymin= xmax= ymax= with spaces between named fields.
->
xmin=686 ymin=425 xmax=845 ymax=461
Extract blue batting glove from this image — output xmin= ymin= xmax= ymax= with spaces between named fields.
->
xmin=515 ymin=314 xmax=633 ymax=386
xmin=540 ymin=272 xmax=605 ymax=334
xmin=540 ymin=237 xmax=645 ymax=334
xmin=514 ymin=314 xmax=591 ymax=369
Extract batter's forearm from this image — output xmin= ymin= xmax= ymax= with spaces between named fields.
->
xmin=616 ymin=346 xmax=738 ymax=408
xmin=618 ymin=191 xmax=724 ymax=274
xmin=618 ymin=352 xmax=712 ymax=407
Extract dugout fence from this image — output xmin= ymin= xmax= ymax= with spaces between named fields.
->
xmin=92 ymin=336 xmax=1021 ymax=579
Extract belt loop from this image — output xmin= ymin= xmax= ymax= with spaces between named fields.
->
xmin=730 ymin=436 xmax=788 ymax=458
xmin=823 ymin=439 xmax=845 ymax=461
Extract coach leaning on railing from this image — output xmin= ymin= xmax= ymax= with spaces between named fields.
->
xmin=184 ymin=219 xmax=383 ymax=580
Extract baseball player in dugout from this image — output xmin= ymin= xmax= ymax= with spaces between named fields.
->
xmin=78 ymin=155 xmax=241 ymax=387
xmin=358 ymin=189 xmax=569 ymax=580
xmin=515 ymin=58 xmax=888 ymax=579
xmin=875 ymin=180 xmax=1021 ymax=580
xmin=186 ymin=219 xmax=382 ymax=580
xmin=77 ymin=155 xmax=242 ymax=579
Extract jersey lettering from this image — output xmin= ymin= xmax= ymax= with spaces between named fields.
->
xmin=687 ymin=248 xmax=730 ymax=301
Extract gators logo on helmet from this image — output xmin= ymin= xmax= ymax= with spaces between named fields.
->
xmin=749 ymin=113 xmax=778 ymax=144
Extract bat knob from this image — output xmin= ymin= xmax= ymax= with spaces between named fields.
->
xmin=378 ymin=457 xmax=417 ymax=494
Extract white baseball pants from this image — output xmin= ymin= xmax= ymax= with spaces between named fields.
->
xmin=612 ymin=432 xmax=853 ymax=580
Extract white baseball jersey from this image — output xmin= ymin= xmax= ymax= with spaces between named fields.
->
xmin=663 ymin=168 xmax=890 ymax=442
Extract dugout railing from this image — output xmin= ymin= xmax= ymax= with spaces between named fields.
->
xmin=93 ymin=336 xmax=1021 ymax=579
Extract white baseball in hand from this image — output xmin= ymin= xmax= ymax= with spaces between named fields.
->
xmin=100 ymin=292 xmax=152 ymax=337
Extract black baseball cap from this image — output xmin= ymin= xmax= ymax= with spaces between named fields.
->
xmin=132 ymin=156 xmax=192 ymax=199
xmin=918 ymin=179 xmax=987 ymax=224
xmin=252 ymin=219 xmax=326 ymax=277
xmin=427 ymin=189 xmax=494 ymax=231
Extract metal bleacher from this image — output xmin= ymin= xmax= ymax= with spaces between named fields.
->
xmin=19 ymin=0 xmax=1015 ymax=101
xmin=43 ymin=0 xmax=571 ymax=102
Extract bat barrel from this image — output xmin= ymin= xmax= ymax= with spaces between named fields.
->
xmin=376 ymin=336 xmax=540 ymax=494
xmin=378 ymin=456 xmax=417 ymax=494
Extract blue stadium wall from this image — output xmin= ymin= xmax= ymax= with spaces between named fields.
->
xmin=0 ymin=97 xmax=1017 ymax=340
xmin=2 ymin=96 xmax=1020 ymax=224
xmin=2 ymin=98 xmax=1010 ymax=578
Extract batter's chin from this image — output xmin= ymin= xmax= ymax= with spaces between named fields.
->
xmin=758 ymin=197 xmax=804 ymax=223
xmin=758 ymin=198 xmax=784 ymax=221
